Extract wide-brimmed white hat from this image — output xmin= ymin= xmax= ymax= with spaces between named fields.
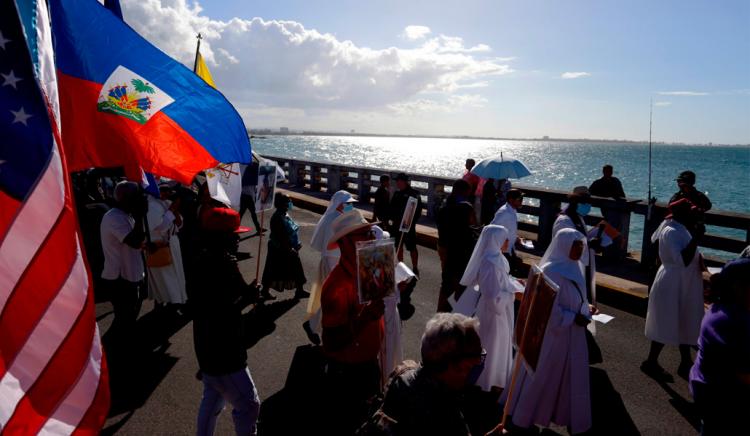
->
xmin=327 ymin=209 xmax=377 ymax=249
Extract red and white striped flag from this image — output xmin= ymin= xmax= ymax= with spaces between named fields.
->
xmin=0 ymin=1 xmax=109 ymax=434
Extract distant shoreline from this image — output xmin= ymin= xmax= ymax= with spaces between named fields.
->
xmin=248 ymin=130 xmax=750 ymax=147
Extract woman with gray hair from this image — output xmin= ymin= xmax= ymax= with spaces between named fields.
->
xmin=363 ymin=313 xmax=485 ymax=435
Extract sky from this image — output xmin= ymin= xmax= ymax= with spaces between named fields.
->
xmin=119 ymin=0 xmax=750 ymax=144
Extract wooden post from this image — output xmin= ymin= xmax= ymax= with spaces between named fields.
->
xmin=255 ymin=209 xmax=266 ymax=282
xmin=640 ymin=205 xmax=664 ymax=267
xmin=327 ymin=167 xmax=342 ymax=193
xmin=288 ymin=161 xmax=300 ymax=186
xmin=536 ymin=196 xmax=560 ymax=250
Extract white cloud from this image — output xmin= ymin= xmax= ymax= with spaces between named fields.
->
xmin=657 ymin=91 xmax=709 ymax=96
xmin=561 ymin=71 xmax=591 ymax=79
xmin=402 ymin=25 xmax=431 ymax=41
xmin=388 ymin=94 xmax=488 ymax=115
xmin=653 ymin=101 xmax=672 ymax=107
xmin=121 ymin=0 xmax=511 ymax=116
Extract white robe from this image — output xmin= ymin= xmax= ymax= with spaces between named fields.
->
xmin=146 ymin=196 xmax=187 ymax=305
xmin=475 ymin=257 xmax=516 ymax=391
xmin=381 ymin=292 xmax=403 ymax=384
xmin=645 ymin=220 xmax=704 ymax=346
xmin=506 ymin=270 xmax=592 ymax=434
xmin=491 ymin=204 xmax=518 ymax=254
xmin=553 ymin=213 xmax=597 ymax=334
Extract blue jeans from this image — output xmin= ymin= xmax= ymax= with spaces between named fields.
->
xmin=197 ymin=367 xmax=260 ymax=436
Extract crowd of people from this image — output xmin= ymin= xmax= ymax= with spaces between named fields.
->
xmin=74 ymin=160 xmax=748 ymax=436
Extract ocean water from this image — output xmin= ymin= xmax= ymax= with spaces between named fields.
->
xmin=254 ymin=135 xmax=750 ymax=254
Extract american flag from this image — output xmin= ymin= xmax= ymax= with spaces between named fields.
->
xmin=0 ymin=1 xmax=109 ymax=434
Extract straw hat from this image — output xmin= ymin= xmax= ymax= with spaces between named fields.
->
xmin=327 ymin=209 xmax=377 ymax=249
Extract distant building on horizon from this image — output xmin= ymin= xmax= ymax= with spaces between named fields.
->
xmin=542 ymin=135 xmax=550 ymax=140
xmin=280 ymin=127 xmax=289 ymax=134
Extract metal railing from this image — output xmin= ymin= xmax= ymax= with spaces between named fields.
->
xmin=265 ymin=155 xmax=750 ymax=266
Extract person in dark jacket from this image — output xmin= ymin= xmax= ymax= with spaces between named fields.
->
xmin=436 ymin=179 xmax=477 ymax=312
xmin=480 ymin=178 xmax=499 ymax=225
xmin=390 ymin=173 xmax=423 ymax=276
xmin=193 ymin=207 xmax=260 ymax=436
xmin=372 ymin=174 xmax=392 ymax=224
xmin=670 ymin=170 xmax=712 ymax=237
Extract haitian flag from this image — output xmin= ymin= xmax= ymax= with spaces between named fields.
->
xmin=50 ymin=0 xmax=251 ymax=184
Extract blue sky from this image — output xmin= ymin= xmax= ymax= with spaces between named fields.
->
xmin=123 ymin=0 xmax=749 ymax=144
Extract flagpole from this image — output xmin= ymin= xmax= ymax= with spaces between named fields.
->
xmin=193 ymin=32 xmax=202 ymax=73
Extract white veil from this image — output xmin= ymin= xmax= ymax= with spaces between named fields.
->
xmin=310 ymin=190 xmax=354 ymax=252
xmin=539 ymin=227 xmax=587 ymax=291
xmin=460 ymin=225 xmax=510 ymax=289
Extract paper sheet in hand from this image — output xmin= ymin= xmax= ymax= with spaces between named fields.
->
xmin=520 ymin=239 xmax=534 ymax=250
xmin=592 ymin=313 xmax=614 ymax=324
xmin=395 ymin=262 xmax=417 ymax=284
xmin=707 ymin=267 xmax=722 ymax=275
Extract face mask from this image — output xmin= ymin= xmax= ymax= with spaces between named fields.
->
xmin=287 ymin=200 xmax=293 ymax=211
xmin=465 ymin=360 xmax=485 ymax=386
xmin=576 ymin=203 xmax=591 ymax=216
xmin=343 ymin=202 xmax=354 ymax=212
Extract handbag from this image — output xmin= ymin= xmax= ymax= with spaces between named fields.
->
xmin=146 ymin=245 xmax=172 ymax=267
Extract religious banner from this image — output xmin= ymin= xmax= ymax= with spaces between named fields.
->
xmin=206 ymin=162 xmax=242 ymax=210
xmin=514 ymin=266 xmax=559 ymax=373
xmin=255 ymin=164 xmax=277 ymax=212
xmin=356 ymin=239 xmax=397 ymax=303
xmin=398 ymin=196 xmax=418 ymax=232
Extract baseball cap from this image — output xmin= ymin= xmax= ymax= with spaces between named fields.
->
xmin=676 ymin=171 xmax=696 ymax=185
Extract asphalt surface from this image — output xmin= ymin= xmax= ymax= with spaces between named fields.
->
xmin=97 ymin=206 xmax=700 ymax=436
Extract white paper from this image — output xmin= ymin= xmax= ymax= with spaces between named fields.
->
xmin=206 ymin=162 xmax=242 ymax=210
xmin=395 ymin=262 xmax=417 ymax=284
xmin=520 ymin=239 xmax=534 ymax=250
xmin=707 ymin=267 xmax=722 ymax=275
xmin=399 ymin=196 xmax=418 ymax=232
xmin=592 ymin=313 xmax=614 ymax=324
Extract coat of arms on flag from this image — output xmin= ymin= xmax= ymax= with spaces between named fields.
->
xmin=96 ymin=65 xmax=174 ymax=124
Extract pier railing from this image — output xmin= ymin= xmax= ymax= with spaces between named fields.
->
xmin=264 ymin=155 xmax=750 ymax=265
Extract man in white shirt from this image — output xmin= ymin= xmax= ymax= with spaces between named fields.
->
xmin=100 ymin=181 xmax=148 ymax=345
xmin=490 ymin=189 xmax=525 ymax=274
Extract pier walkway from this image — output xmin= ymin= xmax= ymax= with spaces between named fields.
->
xmin=100 ymin=205 xmax=700 ymax=435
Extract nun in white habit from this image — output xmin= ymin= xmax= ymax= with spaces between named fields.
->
xmin=304 ymin=190 xmax=356 ymax=340
xmin=505 ymin=228 xmax=593 ymax=435
xmin=459 ymin=225 xmax=517 ymax=393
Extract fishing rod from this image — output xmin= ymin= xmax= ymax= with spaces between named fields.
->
xmin=647 ymin=99 xmax=654 ymax=220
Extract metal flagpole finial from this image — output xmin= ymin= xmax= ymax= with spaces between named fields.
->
xmin=197 ymin=32 xmax=202 ymax=40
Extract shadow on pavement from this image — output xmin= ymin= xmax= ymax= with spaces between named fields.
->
xmin=242 ymin=298 xmax=300 ymax=350
xmin=589 ymin=367 xmax=640 ymax=435
xmin=101 ymin=307 xmax=190 ymax=433
xmin=654 ymin=379 xmax=701 ymax=432
xmin=258 ymin=345 xmax=327 ymax=435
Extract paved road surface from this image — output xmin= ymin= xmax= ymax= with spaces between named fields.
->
xmin=97 ymin=207 xmax=700 ymax=435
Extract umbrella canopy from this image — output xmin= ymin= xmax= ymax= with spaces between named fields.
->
xmin=471 ymin=154 xmax=532 ymax=179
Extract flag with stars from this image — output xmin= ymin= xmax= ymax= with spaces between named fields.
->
xmin=0 ymin=1 xmax=109 ymax=434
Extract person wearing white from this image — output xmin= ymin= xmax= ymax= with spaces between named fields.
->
xmin=552 ymin=187 xmax=606 ymax=335
xmin=643 ymin=199 xmax=704 ymax=379
xmin=460 ymin=225 xmax=517 ymax=393
xmin=100 ymin=181 xmax=147 ymax=343
xmin=304 ymin=190 xmax=357 ymax=342
xmin=504 ymin=228 xmax=593 ymax=434
xmin=491 ymin=203 xmax=518 ymax=255
xmin=146 ymin=191 xmax=187 ymax=306
xmin=371 ymin=225 xmax=404 ymax=384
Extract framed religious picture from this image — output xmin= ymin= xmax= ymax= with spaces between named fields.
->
xmin=399 ymin=196 xmax=418 ymax=233
xmin=514 ymin=265 xmax=559 ymax=373
xmin=255 ymin=164 xmax=277 ymax=212
xmin=356 ymin=239 xmax=397 ymax=303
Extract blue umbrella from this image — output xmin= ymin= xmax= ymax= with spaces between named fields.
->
xmin=471 ymin=153 xmax=532 ymax=179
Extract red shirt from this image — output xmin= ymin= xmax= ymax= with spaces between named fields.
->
xmin=321 ymin=262 xmax=384 ymax=364
xmin=463 ymin=171 xmax=480 ymax=194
